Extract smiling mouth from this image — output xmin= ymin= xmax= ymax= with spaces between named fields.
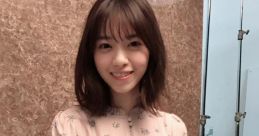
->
xmin=111 ymin=71 xmax=134 ymax=79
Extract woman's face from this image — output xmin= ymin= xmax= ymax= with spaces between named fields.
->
xmin=94 ymin=22 xmax=149 ymax=95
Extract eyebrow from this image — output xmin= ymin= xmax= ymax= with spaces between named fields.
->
xmin=97 ymin=34 xmax=139 ymax=40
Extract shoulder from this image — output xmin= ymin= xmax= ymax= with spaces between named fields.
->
xmin=55 ymin=106 xmax=88 ymax=119
xmin=52 ymin=106 xmax=90 ymax=125
xmin=51 ymin=106 xmax=91 ymax=136
xmin=158 ymin=111 xmax=188 ymax=136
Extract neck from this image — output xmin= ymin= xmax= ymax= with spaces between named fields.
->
xmin=111 ymin=88 xmax=140 ymax=114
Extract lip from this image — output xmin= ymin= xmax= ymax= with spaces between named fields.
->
xmin=111 ymin=71 xmax=134 ymax=80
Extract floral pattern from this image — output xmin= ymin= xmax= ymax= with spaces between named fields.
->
xmin=51 ymin=106 xmax=187 ymax=136
xmin=88 ymin=119 xmax=96 ymax=127
xmin=112 ymin=121 xmax=120 ymax=128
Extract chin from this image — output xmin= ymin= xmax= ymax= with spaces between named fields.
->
xmin=111 ymin=85 xmax=138 ymax=95
xmin=112 ymin=88 xmax=133 ymax=94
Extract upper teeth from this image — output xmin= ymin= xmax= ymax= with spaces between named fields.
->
xmin=112 ymin=72 xmax=131 ymax=77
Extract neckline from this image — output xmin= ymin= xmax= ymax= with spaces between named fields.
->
xmin=106 ymin=105 xmax=144 ymax=117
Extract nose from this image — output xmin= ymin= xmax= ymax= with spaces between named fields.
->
xmin=112 ymin=48 xmax=129 ymax=67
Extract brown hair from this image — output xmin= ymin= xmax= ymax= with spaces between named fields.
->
xmin=75 ymin=0 xmax=166 ymax=116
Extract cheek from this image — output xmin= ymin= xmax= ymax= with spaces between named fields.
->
xmin=132 ymin=52 xmax=149 ymax=68
xmin=94 ymin=53 xmax=109 ymax=72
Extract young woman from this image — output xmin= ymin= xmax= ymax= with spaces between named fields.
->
xmin=52 ymin=0 xmax=187 ymax=135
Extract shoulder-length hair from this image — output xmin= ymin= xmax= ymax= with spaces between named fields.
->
xmin=75 ymin=0 xmax=166 ymax=116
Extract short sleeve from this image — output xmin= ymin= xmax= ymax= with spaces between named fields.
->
xmin=164 ymin=113 xmax=188 ymax=136
xmin=51 ymin=107 xmax=90 ymax=136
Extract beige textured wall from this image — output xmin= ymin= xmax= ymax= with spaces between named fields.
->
xmin=0 ymin=0 xmax=202 ymax=135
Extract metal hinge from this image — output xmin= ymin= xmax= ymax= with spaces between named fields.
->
xmin=238 ymin=29 xmax=249 ymax=40
xmin=200 ymin=115 xmax=211 ymax=126
xmin=235 ymin=112 xmax=246 ymax=123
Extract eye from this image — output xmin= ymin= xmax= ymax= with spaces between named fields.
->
xmin=98 ymin=43 xmax=112 ymax=49
xmin=128 ymin=41 xmax=142 ymax=48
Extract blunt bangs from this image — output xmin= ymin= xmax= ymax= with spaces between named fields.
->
xmin=94 ymin=0 xmax=141 ymax=42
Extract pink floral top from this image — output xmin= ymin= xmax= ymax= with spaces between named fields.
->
xmin=51 ymin=106 xmax=187 ymax=136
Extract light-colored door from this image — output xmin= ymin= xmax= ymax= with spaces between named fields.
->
xmin=201 ymin=0 xmax=259 ymax=135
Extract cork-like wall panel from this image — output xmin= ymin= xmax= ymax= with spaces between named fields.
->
xmin=152 ymin=1 xmax=203 ymax=135
xmin=0 ymin=0 xmax=202 ymax=135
